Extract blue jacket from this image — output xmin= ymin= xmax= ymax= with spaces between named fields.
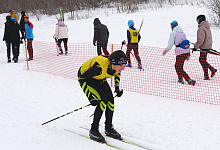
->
xmin=25 ymin=21 xmax=34 ymax=39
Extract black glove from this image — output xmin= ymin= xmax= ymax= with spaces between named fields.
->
xmin=90 ymin=99 xmax=99 ymax=106
xmin=114 ymin=86 xmax=123 ymax=97
xmin=192 ymin=48 xmax=197 ymax=51
xmin=89 ymin=95 xmax=100 ymax=106
xmin=122 ymin=40 xmax=126 ymax=45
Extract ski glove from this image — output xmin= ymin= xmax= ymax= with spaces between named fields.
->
xmin=90 ymin=96 xmax=100 ymax=106
xmin=162 ymin=49 xmax=168 ymax=56
xmin=5 ymin=41 xmax=8 ymax=45
xmin=192 ymin=48 xmax=197 ymax=53
xmin=115 ymin=86 xmax=123 ymax=97
xmin=93 ymin=42 xmax=96 ymax=46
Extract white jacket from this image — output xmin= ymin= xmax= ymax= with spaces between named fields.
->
xmin=53 ymin=25 xmax=68 ymax=39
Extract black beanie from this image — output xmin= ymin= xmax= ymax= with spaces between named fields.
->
xmin=109 ymin=50 xmax=127 ymax=65
xmin=197 ymin=15 xmax=206 ymax=24
xmin=21 ymin=11 xmax=25 ymax=15
xmin=6 ymin=15 xmax=11 ymax=21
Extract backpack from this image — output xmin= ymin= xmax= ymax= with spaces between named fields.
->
xmin=179 ymin=40 xmax=190 ymax=49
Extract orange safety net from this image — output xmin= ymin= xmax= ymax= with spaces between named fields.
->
xmin=24 ymin=41 xmax=220 ymax=105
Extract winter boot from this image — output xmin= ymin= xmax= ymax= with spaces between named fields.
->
xmin=89 ymin=129 xmax=105 ymax=143
xmin=14 ymin=58 xmax=18 ymax=63
xmin=126 ymin=63 xmax=132 ymax=67
xmin=137 ymin=64 xmax=142 ymax=69
xmin=211 ymin=69 xmax=217 ymax=77
xmin=188 ymin=79 xmax=196 ymax=86
xmin=59 ymin=50 xmax=63 ymax=55
xmin=7 ymin=58 xmax=11 ymax=63
xmin=105 ymin=127 xmax=121 ymax=140
xmin=204 ymin=77 xmax=210 ymax=80
xmin=65 ymin=51 xmax=68 ymax=55
xmin=178 ymin=78 xmax=184 ymax=84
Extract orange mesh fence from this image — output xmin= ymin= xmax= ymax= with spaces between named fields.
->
xmin=24 ymin=41 xmax=220 ymax=105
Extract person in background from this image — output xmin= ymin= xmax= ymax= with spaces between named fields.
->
xmin=11 ymin=17 xmax=22 ymax=61
xmin=19 ymin=11 xmax=26 ymax=44
xmin=78 ymin=50 xmax=126 ymax=143
xmin=93 ymin=18 xmax=109 ymax=56
xmin=163 ymin=20 xmax=196 ymax=86
xmin=53 ymin=19 xmax=68 ymax=55
xmin=24 ymin=16 xmax=34 ymax=61
xmin=3 ymin=16 xmax=18 ymax=63
xmin=126 ymin=20 xmax=142 ymax=69
xmin=192 ymin=15 xmax=217 ymax=80
xmin=9 ymin=10 xmax=18 ymax=23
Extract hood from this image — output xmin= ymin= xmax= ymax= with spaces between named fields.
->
xmin=11 ymin=10 xmax=16 ymax=14
xmin=94 ymin=18 xmax=101 ymax=26
xmin=56 ymin=21 xmax=67 ymax=27
xmin=198 ymin=20 xmax=210 ymax=29
xmin=173 ymin=26 xmax=183 ymax=33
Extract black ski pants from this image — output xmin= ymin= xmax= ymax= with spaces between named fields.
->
xmin=78 ymin=72 xmax=114 ymax=131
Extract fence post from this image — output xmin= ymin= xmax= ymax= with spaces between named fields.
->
xmin=24 ymin=40 xmax=29 ymax=70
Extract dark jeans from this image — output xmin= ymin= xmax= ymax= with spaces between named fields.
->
xmin=7 ymin=42 xmax=17 ymax=59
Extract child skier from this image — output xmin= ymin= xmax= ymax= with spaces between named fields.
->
xmin=163 ymin=20 xmax=196 ymax=86
xmin=77 ymin=50 xmax=127 ymax=143
xmin=126 ymin=20 xmax=142 ymax=69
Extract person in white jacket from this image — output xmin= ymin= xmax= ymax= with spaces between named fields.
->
xmin=53 ymin=19 xmax=68 ymax=55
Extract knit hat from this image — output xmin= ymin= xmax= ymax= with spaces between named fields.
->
xmin=170 ymin=20 xmax=178 ymax=30
xmin=196 ymin=15 xmax=206 ymax=24
xmin=6 ymin=15 xmax=11 ymax=21
xmin=128 ymin=20 xmax=134 ymax=28
xmin=21 ymin=11 xmax=25 ymax=15
xmin=110 ymin=50 xmax=127 ymax=65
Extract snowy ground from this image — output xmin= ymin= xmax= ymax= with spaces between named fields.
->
xmin=1 ymin=4 xmax=220 ymax=150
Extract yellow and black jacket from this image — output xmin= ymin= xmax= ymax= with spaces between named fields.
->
xmin=78 ymin=55 xmax=120 ymax=86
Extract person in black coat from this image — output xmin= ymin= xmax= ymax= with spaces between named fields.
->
xmin=93 ymin=18 xmax=109 ymax=56
xmin=3 ymin=16 xmax=19 ymax=63
xmin=19 ymin=11 xmax=25 ymax=44
xmin=12 ymin=17 xmax=22 ymax=60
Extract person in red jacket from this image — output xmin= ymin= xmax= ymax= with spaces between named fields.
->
xmin=24 ymin=16 xmax=34 ymax=61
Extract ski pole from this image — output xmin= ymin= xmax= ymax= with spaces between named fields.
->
xmin=54 ymin=38 xmax=59 ymax=56
xmin=138 ymin=19 xmax=144 ymax=35
xmin=42 ymin=104 xmax=91 ymax=125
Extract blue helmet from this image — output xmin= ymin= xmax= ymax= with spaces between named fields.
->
xmin=170 ymin=20 xmax=178 ymax=28
xmin=128 ymin=20 xmax=134 ymax=28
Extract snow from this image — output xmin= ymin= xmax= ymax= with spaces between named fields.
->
xmin=1 ymin=4 xmax=220 ymax=150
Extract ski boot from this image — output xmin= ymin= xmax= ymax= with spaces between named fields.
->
xmin=126 ymin=63 xmax=132 ymax=67
xmin=89 ymin=129 xmax=105 ymax=143
xmin=105 ymin=127 xmax=121 ymax=140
